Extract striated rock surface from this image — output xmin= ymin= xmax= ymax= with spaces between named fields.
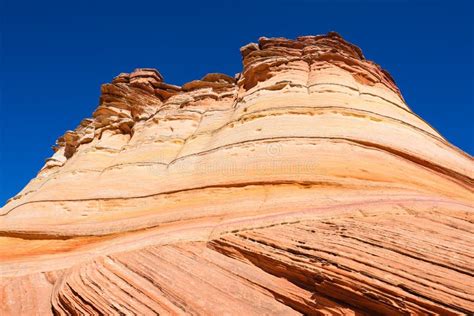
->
xmin=1 ymin=32 xmax=473 ymax=315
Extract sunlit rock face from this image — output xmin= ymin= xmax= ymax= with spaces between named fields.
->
xmin=1 ymin=32 xmax=473 ymax=315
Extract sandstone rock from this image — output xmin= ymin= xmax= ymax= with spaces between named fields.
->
xmin=1 ymin=32 xmax=473 ymax=315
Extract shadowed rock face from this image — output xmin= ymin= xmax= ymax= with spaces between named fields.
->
xmin=1 ymin=32 xmax=473 ymax=315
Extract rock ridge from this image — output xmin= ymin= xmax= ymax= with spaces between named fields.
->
xmin=1 ymin=32 xmax=473 ymax=315
xmin=35 ymin=31 xmax=410 ymax=180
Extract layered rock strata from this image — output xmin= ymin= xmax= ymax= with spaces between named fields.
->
xmin=1 ymin=32 xmax=473 ymax=315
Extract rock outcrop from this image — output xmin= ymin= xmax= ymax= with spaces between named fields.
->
xmin=1 ymin=32 xmax=473 ymax=315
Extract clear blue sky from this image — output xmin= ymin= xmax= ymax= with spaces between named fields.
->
xmin=1 ymin=0 xmax=473 ymax=204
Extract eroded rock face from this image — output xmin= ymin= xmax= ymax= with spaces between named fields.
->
xmin=1 ymin=32 xmax=473 ymax=315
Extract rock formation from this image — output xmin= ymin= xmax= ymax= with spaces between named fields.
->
xmin=1 ymin=32 xmax=473 ymax=315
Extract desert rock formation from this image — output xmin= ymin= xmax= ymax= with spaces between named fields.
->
xmin=1 ymin=32 xmax=473 ymax=315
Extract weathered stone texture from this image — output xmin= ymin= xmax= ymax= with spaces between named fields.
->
xmin=1 ymin=32 xmax=473 ymax=315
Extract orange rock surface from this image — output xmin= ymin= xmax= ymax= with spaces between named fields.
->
xmin=1 ymin=32 xmax=473 ymax=315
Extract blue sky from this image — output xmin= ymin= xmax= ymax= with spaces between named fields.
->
xmin=1 ymin=0 xmax=473 ymax=204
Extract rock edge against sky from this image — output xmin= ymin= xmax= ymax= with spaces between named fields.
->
xmin=1 ymin=32 xmax=473 ymax=315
